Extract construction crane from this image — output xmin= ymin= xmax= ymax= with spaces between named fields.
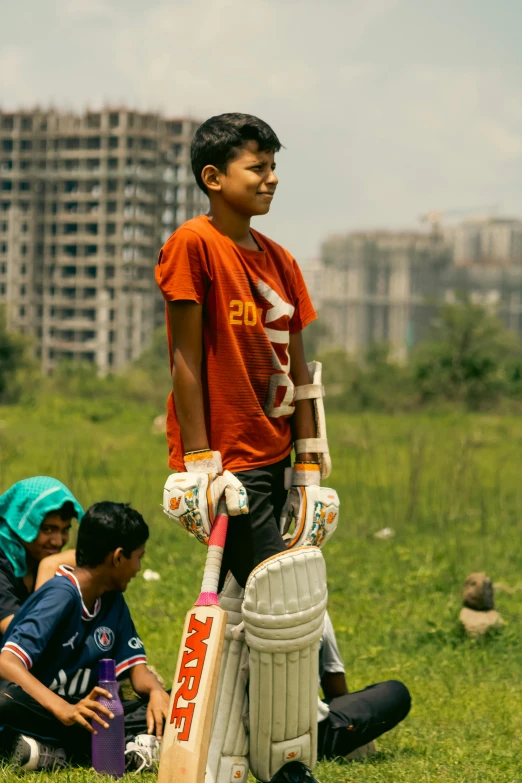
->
xmin=419 ymin=204 xmax=499 ymax=237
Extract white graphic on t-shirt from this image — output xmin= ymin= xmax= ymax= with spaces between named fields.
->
xmin=256 ymin=279 xmax=295 ymax=418
xmin=50 ymin=667 xmax=91 ymax=697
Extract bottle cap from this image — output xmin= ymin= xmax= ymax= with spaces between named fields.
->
xmin=98 ymin=658 xmax=116 ymax=681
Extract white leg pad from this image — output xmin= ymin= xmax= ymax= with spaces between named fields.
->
xmin=242 ymin=547 xmax=328 ymax=782
xmin=205 ymin=575 xmax=249 ymax=783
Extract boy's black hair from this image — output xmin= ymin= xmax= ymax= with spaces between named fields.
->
xmin=76 ymin=501 xmax=149 ymax=568
xmin=191 ymin=113 xmax=282 ymax=193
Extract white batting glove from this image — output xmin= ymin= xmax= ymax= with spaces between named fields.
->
xmin=183 ymin=450 xmax=249 ymax=517
xmin=163 ymin=470 xmax=248 ymax=545
xmin=280 ymin=462 xmax=339 ymax=549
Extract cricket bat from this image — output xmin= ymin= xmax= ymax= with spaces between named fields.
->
xmin=158 ymin=498 xmax=229 ymax=783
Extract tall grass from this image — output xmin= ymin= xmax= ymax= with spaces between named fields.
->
xmin=1 ymin=402 xmax=522 ymax=781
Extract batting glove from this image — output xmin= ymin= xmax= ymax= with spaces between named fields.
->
xmin=183 ymin=449 xmax=249 ymax=518
xmin=280 ymin=462 xmax=339 ymax=549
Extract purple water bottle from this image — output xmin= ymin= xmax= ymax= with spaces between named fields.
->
xmin=91 ymin=658 xmax=125 ymax=778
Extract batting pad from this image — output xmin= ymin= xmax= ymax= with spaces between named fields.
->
xmin=206 ymin=575 xmax=249 ymax=783
xmin=242 ymin=547 xmax=328 ymax=782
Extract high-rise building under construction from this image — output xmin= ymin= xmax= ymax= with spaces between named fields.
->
xmin=0 ymin=108 xmax=207 ymax=374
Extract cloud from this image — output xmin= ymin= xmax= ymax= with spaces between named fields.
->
xmin=479 ymin=120 xmax=522 ymax=162
xmin=105 ymin=2 xmax=520 ymax=248
xmin=0 ymin=46 xmax=37 ymax=106
xmin=60 ymin=0 xmax=114 ymax=17
xmin=107 ymin=0 xmax=400 ymax=114
xmin=1 ymin=0 xmax=521 ymax=257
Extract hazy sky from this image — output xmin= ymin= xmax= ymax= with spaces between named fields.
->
xmin=1 ymin=0 xmax=521 ymax=261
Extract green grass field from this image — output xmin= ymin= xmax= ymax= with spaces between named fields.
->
xmin=1 ymin=400 xmax=522 ymax=782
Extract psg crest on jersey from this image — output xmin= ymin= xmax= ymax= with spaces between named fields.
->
xmin=94 ymin=626 xmax=115 ymax=652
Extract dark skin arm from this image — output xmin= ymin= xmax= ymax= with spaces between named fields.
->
xmin=167 ymin=300 xmax=209 ymax=453
xmin=0 ymin=615 xmax=13 ymax=636
xmin=0 ymin=651 xmax=113 ymax=733
xmin=0 ymin=550 xmax=78 ymax=634
xmin=168 ymin=310 xmax=316 ymax=459
xmin=288 ymin=331 xmax=318 ymax=462
xmin=34 ymin=549 xmax=76 ymax=591
xmin=129 ymin=664 xmax=170 ymax=739
xmin=321 ymin=671 xmax=349 ymax=700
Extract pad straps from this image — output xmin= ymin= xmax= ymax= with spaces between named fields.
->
xmin=294 ymin=437 xmax=329 ymax=455
xmin=293 ymin=383 xmax=324 ymax=401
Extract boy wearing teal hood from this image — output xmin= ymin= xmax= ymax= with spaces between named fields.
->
xmin=0 ymin=477 xmax=83 ymax=637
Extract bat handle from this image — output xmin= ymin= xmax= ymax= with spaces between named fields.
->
xmin=195 ymin=498 xmax=228 ymax=606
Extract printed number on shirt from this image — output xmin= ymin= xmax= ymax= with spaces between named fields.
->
xmin=50 ymin=667 xmax=92 ymax=697
xmin=229 ymin=300 xmax=262 ymax=326
xmin=227 ymin=281 xmax=296 ymax=419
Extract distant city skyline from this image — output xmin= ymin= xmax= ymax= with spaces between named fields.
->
xmin=1 ymin=0 xmax=521 ymax=261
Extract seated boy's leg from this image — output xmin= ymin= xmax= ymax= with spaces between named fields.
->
xmin=0 ymin=680 xmax=90 ymax=763
xmin=1 ymin=688 xmax=161 ymax=766
xmin=220 ymin=456 xmax=290 ymax=589
xmin=122 ymin=698 xmax=163 ymax=771
xmin=318 ymin=680 xmax=411 ymax=760
xmin=122 ymin=697 xmax=152 ymax=745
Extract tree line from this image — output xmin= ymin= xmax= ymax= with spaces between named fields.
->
xmin=3 ymin=300 xmax=522 ymax=412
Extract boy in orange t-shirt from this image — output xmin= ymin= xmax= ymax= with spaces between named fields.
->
xmin=156 ymin=113 xmax=327 ymax=587
xmin=156 ymin=114 xmax=338 ymax=783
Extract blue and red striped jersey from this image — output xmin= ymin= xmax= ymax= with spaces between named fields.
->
xmin=1 ymin=565 xmax=146 ymax=701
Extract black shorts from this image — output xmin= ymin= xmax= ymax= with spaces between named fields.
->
xmin=0 ymin=680 xmax=150 ymax=763
xmin=219 ymin=455 xmax=291 ymax=590
xmin=318 ymin=680 xmax=411 ymax=759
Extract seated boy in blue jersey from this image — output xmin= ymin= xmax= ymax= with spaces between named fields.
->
xmin=0 ymin=501 xmax=170 ymax=772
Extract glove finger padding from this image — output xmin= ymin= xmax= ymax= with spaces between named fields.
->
xmin=218 ymin=471 xmax=249 ymax=517
xmin=162 ymin=470 xmax=249 ymax=545
xmin=279 ymin=489 xmax=300 ymax=537
xmin=280 ymin=485 xmax=339 ymax=549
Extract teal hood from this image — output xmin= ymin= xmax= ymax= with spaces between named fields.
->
xmin=0 ymin=476 xmax=83 ymax=578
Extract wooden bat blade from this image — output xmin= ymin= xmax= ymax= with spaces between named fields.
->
xmin=158 ymin=604 xmax=227 ymax=783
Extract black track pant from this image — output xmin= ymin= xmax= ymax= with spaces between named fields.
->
xmin=219 ymin=455 xmax=290 ymax=590
xmin=318 ymin=680 xmax=411 ymax=759
xmin=0 ymin=680 xmax=149 ymax=764
xmin=0 ymin=678 xmax=410 ymax=765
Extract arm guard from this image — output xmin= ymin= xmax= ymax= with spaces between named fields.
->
xmin=293 ymin=361 xmax=331 ymax=480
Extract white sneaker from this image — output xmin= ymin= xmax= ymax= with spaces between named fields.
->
xmin=125 ymin=734 xmax=161 ymax=773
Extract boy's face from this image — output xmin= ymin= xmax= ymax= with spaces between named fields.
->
xmin=208 ymin=140 xmax=278 ymax=217
xmin=24 ymin=512 xmax=72 ymax=563
xmin=114 ymin=544 xmax=146 ymax=592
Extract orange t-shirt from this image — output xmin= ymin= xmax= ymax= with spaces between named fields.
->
xmin=155 ymin=215 xmax=317 ymax=472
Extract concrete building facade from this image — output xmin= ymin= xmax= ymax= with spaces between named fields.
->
xmin=448 ymin=218 xmax=522 ymax=267
xmin=320 ymin=232 xmax=452 ymax=361
xmin=319 ymin=219 xmax=522 ymax=361
xmin=444 ymin=264 xmax=522 ymax=335
xmin=300 ymin=258 xmax=324 ymax=311
xmin=0 ymin=108 xmax=207 ymax=374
